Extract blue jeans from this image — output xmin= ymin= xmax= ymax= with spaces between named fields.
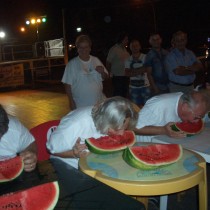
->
xmin=129 ymin=87 xmax=151 ymax=106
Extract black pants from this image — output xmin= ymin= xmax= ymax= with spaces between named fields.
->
xmin=112 ymin=76 xmax=129 ymax=98
xmin=51 ymin=158 xmax=145 ymax=210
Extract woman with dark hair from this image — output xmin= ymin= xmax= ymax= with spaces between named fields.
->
xmin=106 ymin=32 xmax=130 ymax=97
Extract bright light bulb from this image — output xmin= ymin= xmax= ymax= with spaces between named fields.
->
xmin=42 ymin=17 xmax=46 ymax=22
xmin=20 ymin=27 xmax=25 ymax=32
xmin=31 ymin=19 xmax=36 ymax=24
xmin=0 ymin=31 xmax=5 ymax=38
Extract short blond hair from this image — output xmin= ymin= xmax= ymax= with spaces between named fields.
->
xmin=75 ymin=35 xmax=92 ymax=48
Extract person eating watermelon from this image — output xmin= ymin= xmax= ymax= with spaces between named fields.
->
xmin=46 ymin=97 xmax=146 ymax=210
xmin=0 ymin=105 xmax=37 ymax=172
xmin=134 ymin=90 xmax=210 ymax=142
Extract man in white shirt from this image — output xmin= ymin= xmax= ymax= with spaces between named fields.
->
xmin=135 ymin=90 xmax=209 ymax=142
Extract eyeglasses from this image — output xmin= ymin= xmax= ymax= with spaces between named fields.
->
xmin=189 ymin=108 xmax=204 ymax=121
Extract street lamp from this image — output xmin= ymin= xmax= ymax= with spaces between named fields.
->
xmin=25 ymin=15 xmax=47 ymax=41
xmin=0 ymin=31 xmax=5 ymax=39
xmin=0 ymin=30 xmax=6 ymax=62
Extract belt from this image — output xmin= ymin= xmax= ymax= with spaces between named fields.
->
xmin=169 ymin=80 xmax=193 ymax=87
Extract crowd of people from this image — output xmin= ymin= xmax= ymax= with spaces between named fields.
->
xmin=1 ymin=30 xmax=210 ymax=210
xmin=62 ymin=30 xmax=207 ymax=108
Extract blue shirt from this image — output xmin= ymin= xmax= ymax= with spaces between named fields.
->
xmin=165 ymin=48 xmax=200 ymax=84
xmin=145 ymin=48 xmax=168 ymax=90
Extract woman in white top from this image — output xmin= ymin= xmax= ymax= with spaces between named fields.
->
xmin=62 ymin=35 xmax=109 ymax=110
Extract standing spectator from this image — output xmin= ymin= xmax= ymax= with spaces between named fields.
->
xmin=165 ymin=31 xmax=203 ymax=93
xmin=125 ymin=39 xmax=157 ymax=106
xmin=145 ymin=33 xmax=169 ymax=94
xmin=106 ymin=32 xmax=130 ymax=97
xmin=62 ymin=35 xmax=108 ymax=110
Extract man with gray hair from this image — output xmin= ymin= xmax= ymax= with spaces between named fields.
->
xmin=47 ymin=96 xmax=145 ymax=210
xmin=134 ymin=90 xmax=210 ymax=142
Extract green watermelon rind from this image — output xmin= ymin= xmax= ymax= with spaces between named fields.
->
xmin=85 ymin=131 xmax=136 ymax=154
xmin=123 ymin=145 xmax=183 ymax=170
xmin=46 ymin=181 xmax=60 ymax=210
xmin=0 ymin=156 xmax=24 ymax=183
xmin=171 ymin=120 xmax=204 ymax=137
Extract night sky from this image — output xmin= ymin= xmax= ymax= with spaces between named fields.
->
xmin=1 ymin=0 xmax=210 ymax=57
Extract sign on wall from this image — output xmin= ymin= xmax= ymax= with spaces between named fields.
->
xmin=0 ymin=64 xmax=24 ymax=88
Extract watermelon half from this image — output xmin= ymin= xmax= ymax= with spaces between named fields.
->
xmin=85 ymin=130 xmax=136 ymax=154
xmin=0 ymin=181 xmax=59 ymax=210
xmin=0 ymin=156 xmax=24 ymax=183
xmin=123 ymin=144 xmax=183 ymax=170
xmin=171 ymin=119 xmax=204 ymax=137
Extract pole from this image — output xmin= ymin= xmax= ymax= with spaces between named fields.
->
xmin=62 ymin=9 xmax=68 ymax=64
xmin=148 ymin=0 xmax=157 ymax=33
xmin=36 ymin=23 xmax=39 ymax=41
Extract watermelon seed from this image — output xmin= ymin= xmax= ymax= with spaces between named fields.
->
xmin=2 ymin=202 xmax=21 ymax=209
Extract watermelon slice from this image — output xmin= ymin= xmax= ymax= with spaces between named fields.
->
xmin=85 ymin=130 xmax=136 ymax=154
xmin=123 ymin=144 xmax=183 ymax=170
xmin=0 ymin=156 xmax=24 ymax=183
xmin=171 ymin=119 xmax=204 ymax=137
xmin=0 ymin=181 xmax=59 ymax=210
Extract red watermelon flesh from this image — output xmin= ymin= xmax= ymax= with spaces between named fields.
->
xmin=85 ymin=130 xmax=136 ymax=154
xmin=172 ymin=119 xmax=204 ymax=135
xmin=0 ymin=181 xmax=59 ymax=210
xmin=0 ymin=156 xmax=24 ymax=183
xmin=123 ymin=144 xmax=183 ymax=170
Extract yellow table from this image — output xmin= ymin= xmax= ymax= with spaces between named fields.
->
xmin=79 ymin=144 xmax=207 ymax=210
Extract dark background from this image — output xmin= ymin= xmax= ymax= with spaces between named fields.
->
xmin=1 ymin=0 xmax=210 ymax=60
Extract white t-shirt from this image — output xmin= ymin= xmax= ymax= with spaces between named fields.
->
xmin=0 ymin=116 xmax=35 ymax=159
xmin=125 ymin=53 xmax=150 ymax=88
xmin=46 ymin=106 xmax=104 ymax=169
xmin=62 ymin=55 xmax=108 ymax=108
xmin=136 ymin=92 xmax=183 ymax=142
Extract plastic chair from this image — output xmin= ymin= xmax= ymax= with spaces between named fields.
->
xmin=30 ymin=120 xmax=60 ymax=161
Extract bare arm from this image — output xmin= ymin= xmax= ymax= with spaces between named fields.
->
xmin=106 ymin=61 xmax=111 ymax=73
xmin=64 ymin=84 xmax=76 ymax=110
xmin=134 ymin=122 xmax=186 ymax=138
xmin=95 ymin=66 xmax=109 ymax=80
xmin=53 ymin=138 xmax=88 ymax=159
xmin=19 ymin=142 xmax=37 ymax=172
xmin=125 ymin=66 xmax=147 ymax=77
xmin=146 ymin=67 xmax=159 ymax=94
xmin=174 ymin=62 xmax=203 ymax=76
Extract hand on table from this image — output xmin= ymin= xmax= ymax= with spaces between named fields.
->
xmin=19 ymin=151 xmax=37 ymax=172
xmin=164 ymin=122 xmax=186 ymax=138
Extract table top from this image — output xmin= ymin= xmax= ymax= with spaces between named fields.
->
xmin=79 ymin=144 xmax=206 ymax=195
xmin=152 ymin=123 xmax=210 ymax=163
